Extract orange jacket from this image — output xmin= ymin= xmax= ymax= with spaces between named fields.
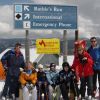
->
xmin=0 ymin=61 xmax=6 ymax=80
xmin=19 ymin=70 xmax=37 ymax=85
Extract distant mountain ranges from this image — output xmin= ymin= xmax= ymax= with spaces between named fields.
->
xmin=0 ymin=38 xmax=25 ymax=53
xmin=0 ymin=38 xmax=100 ymax=54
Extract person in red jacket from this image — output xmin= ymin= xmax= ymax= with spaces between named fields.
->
xmin=72 ymin=40 xmax=94 ymax=100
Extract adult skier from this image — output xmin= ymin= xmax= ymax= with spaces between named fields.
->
xmin=72 ymin=40 xmax=94 ymax=100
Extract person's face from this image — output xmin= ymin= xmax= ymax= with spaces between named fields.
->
xmin=38 ymin=68 xmax=43 ymax=72
xmin=27 ymin=63 xmax=33 ymax=70
xmin=64 ymin=66 xmax=69 ymax=72
xmin=15 ymin=46 xmax=21 ymax=53
xmin=77 ymin=48 xmax=83 ymax=55
xmin=90 ymin=39 xmax=97 ymax=47
xmin=50 ymin=65 xmax=56 ymax=71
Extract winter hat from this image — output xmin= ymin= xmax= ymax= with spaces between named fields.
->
xmin=74 ymin=40 xmax=86 ymax=53
xmin=38 ymin=64 xmax=43 ymax=69
xmin=77 ymin=45 xmax=85 ymax=50
xmin=62 ymin=62 xmax=70 ymax=68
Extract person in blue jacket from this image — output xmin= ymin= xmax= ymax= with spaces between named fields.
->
xmin=88 ymin=37 xmax=100 ymax=97
xmin=1 ymin=43 xmax=25 ymax=100
xmin=46 ymin=63 xmax=58 ymax=100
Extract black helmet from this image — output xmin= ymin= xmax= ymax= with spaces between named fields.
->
xmin=50 ymin=63 xmax=56 ymax=67
xmin=62 ymin=62 xmax=70 ymax=68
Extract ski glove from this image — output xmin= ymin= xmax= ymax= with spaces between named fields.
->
xmin=81 ymin=57 xmax=88 ymax=64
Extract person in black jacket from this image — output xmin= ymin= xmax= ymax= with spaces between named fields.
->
xmin=1 ymin=43 xmax=25 ymax=100
xmin=58 ymin=62 xmax=79 ymax=100
xmin=37 ymin=64 xmax=48 ymax=100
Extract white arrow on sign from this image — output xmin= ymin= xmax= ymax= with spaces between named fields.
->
xmin=24 ymin=14 xmax=30 ymax=19
xmin=24 ymin=5 xmax=29 ymax=11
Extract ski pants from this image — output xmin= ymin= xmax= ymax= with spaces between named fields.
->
xmin=22 ymin=86 xmax=37 ymax=100
xmin=48 ymin=85 xmax=60 ymax=100
xmin=80 ymin=76 xmax=93 ymax=97
xmin=48 ymin=85 xmax=54 ymax=100
xmin=37 ymin=83 xmax=48 ymax=100
xmin=2 ymin=75 xmax=19 ymax=98
xmin=60 ymin=83 xmax=69 ymax=100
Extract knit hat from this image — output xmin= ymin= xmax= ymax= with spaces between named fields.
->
xmin=77 ymin=45 xmax=85 ymax=50
xmin=74 ymin=40 xmax=86 ymax=53
xmin=38 ymin=64 xmax=43 ymax=69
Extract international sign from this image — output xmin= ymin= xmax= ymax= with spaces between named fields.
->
xmin=36 ymin=38 xmax=60 ymax=54
xmin=14 ymin=4 xmax=77 ymax=29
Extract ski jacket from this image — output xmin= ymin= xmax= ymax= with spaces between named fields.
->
xmin=72 ymin=51 xmax=94 ymax=78
xmin=88 ymin=45 xmax=100 ymax=70
xmin=0 ymin=61 xmax=6 ymax=80
xmin=46 ymin=70 xmax=58 ymax=85
xmin=1 ymin=49 xmax=25 ymax=77
xmin=37 ymin=71 xmax=48 ymax=83
xmin=19 ymin=69 xmax=37 ymax=85
xmin=58 ymin=69 xmax=76 ymax=84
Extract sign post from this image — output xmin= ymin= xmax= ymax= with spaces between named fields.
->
xmin=75 ymin=30 xmax=78 ymax=41
xmin=25 ymin=30 xmax=30 ymax=64
xmin=63 ymin=30 xmax=68 ymax=62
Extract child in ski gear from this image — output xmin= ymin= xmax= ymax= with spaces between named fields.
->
xmin=58 ymin=62 xmax=79 ymax=100
xmin=19 ymin=62 xmax=37 ymax=100
xmin=37 ymin=64 xmax=48 ymax=100
xmin=1 ymin=43 xmax=25 ymax=99
xmin=46 ymin=63 xmax=58 ymax=100
xmin=88 ymin=37 xmax=100 ymax=97
xmin=72 ymin=40 xmax=94 ymax=99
